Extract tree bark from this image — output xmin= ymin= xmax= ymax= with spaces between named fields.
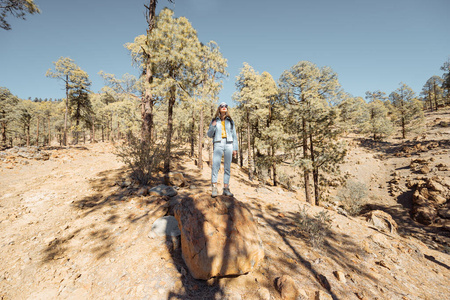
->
xmin=190 ymin=109 xmax=195 ymax=157
xmin=141 ymin=64 xmax=154 ymax=141
xmin=164 ymin=84 xmax=176 ymax=174
xmin=272 ymin=144 xmax=277 ymax=186
xmin=64 ymin=75 xmax=69 ymax=146
xmin=91 ymin=115 xmax=95 ymax=143
xmin=239 ymin=126 xmax=243 ymax=167
xmin=302 ymin=117 xmax=312 ymax=205
xmin=309 ymin=132 xmax=319 ymax=206
xmin=47 ymin=117 xmax=51 ymax=146
xmin=26 ymin=125 xmax=30 ymax=147
xmin=36 ymin=117 xmax=40 ymax=147
xmin=141 ymin=0 xmax=160 ymax=142
xmin=198 ymin=107 xmax=203 ymax=169
xmin=433 ymin=82 xmax=439 ymax=111
xmin=1 ymin=122 xmax=6 ymax=147
xmin=246 ymin=108 xmax=253 ymax=181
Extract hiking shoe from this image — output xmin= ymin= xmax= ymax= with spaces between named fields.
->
xmin=222 ymin=188 xmax=234 ymax=197
xmin=211 ymin=186 xmax=218 ymax=198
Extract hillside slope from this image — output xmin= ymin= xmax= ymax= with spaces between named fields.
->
xmin=0 ymin=109 xmax=449 ymax=300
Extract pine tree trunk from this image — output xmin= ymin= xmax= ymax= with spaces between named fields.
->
xmin=47 ymin=117 xmax=51 ymax=146
xmin=239 ymin=126 xmax=243 ymax=167
xmin=198 ymin=108 xmax=203 ymax=169
xmin=272 ymin=144 xmax=277 ymax=186
xmin=26 ymin=125 xmax=30 ymax=147
xmin=64 ymin=75 xmax=68 ymax=146
xmin=402 ymin=117 xmax=406 ymax=139
xmin=141 ymin=0 xmax=158 ymax=142
xmin=246 ymin=109 xmax=253 ymax=181
xmin=433 ymin=82 xmax=439 ymax=110
xmin=164 ymin=85 xmax=176 ymax=174
xmin=309 ymin=132 xmax=319 ymax=206
xmin=302 ymin=117 xmax=312 ymax=205
xmin=74 ymin=119 xmax=80 ymax=145
xmin=36 ymin=117 xmax=40 ymax=147
xmin=191 ymin=109 xmax=195 ymax=157
xmin=91 ymin=115 xmax=95 ymax=143
xmin=1 ymin=122 xmax=6 ymax=147
xmin=141 ymin=66 xmax=154 ymax=141
xmin=117 ymin=120 xmax=120 ymax=140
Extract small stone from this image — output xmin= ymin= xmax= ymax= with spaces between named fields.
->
xmin=257 ymin=287 xmax=272 ymax=300
xmin=315 ymin=290 xmax=333 ymax=300
xmin=333 ymin=271 xmax=346 ymax=283
xmin=136 ymin=187 xmax=148 ymax=196
xmin=275 ymin=275 xmax=300 ymax=300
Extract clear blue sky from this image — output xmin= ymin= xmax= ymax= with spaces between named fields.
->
xmin=1 ymin=0 xmax=449 ymax=106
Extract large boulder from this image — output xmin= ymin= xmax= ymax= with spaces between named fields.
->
xmin=410 ymin=177 xmax=449 ymax=225
xmin=364 ymin=210 xmax=398 ymax=234
xmin=173 ymin=193 xmax=264 ymax=280
xmin=412 ymin=206 xmax=438 ymax=225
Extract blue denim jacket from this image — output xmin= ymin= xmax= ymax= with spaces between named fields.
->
xmin=207 ymin=117 xmax=239 ymax=151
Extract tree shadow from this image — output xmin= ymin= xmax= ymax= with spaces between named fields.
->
xmin=243 ymin=198 xmax=436 ymax=300
xmin=40 ymin=166 xmax=171 ymax=265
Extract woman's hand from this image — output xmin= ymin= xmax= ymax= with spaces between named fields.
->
xmin=212 ymin=120 xmax=217 ymax=126
xmin=233 ymin=151 xmax=237 ymax=158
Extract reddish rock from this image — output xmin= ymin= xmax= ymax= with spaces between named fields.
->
xmin=275 ymin=275 xmax=302 ymax=300
xmin=364 ymin=210 xmax=398 ymax=234
xmin=166 ymin=172 xmax=186 ymax=187
xmin=412 ymin=206 xmax=437 ymax=225
xmin=174 ymin=193 xmax=264 ymax=280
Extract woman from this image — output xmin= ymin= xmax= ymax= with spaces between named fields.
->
xmin=207 ymin=102 xmax=238 ymax=197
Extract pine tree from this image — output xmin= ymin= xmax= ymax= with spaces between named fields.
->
xmin=0 ymin=87 xmax=19 ymax=147
xmin=46 ymin=57 xmax=89 ymax=146
xmin=421 ymin=76 xmax=444 ymax=111
xmin=0 ymin=0 xmax=40 ymax=30
xmin=279 ymin=61 xmax=345 ymax=205
xmin=389 ymin=83 xmax=424 ymax=139
xmin=69 ymin=70 xmax=92 ymax=145
xmin=337 ymin=94 xmax=366 ymax=135
xmin=361 ymin=94 xmax=393 ymax=140
xmin=233 ymin=63 xmax=261 ymax=181
xmin=440 ymin=59 xmax=450 ymax=106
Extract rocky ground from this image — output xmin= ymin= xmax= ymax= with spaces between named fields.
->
xmin=0 ymin=109 xmax=449 ymax=300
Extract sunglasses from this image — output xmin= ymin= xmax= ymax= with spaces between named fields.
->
xmin=219 ymin=104 xmax=228 ymax=108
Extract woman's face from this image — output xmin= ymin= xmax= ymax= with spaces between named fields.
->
xmin=219 ymin=104 xmax=228 ymax=113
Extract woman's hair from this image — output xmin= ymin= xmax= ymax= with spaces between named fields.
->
xmin=214 ymin=106 xmax=234 ymax=124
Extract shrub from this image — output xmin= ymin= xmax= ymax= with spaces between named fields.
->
xmin=295 ymin=205 xmax=333 ymax=248
xmin=337 ymin=180 xmax=368 ymax=216
xmin=115 ymin=135 xmax=164 ymax=185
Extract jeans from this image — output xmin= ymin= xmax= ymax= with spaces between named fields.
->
xmin=212 ymin=138 xmax=233 ymax=185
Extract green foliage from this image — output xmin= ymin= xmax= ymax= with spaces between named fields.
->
xmin=337 ymin=180 xmax=368 ymax=216
xmin=389 ymin=82 xmax=424 ymax=138
xmin=0 ymin=0 xmax=40 ymax=30
xmin=337 ymin=94 xmax=367 ymax=133
xmin=421 ymin=75 xmax=445 ymax=110
xmin=295 ymin=205 xmax=333 ymax=248
xmin=116 ymin=135 xmax=164 ymax=185
xmin=360 ymin=95 xmax=393 ymax=140
xmin=279 ymin=61 xmax=346 ymax=204
xmin=0 ymin=87 xmax=19 ymax=147
xmin=441 ymin=59 xmax=450 ymax=106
